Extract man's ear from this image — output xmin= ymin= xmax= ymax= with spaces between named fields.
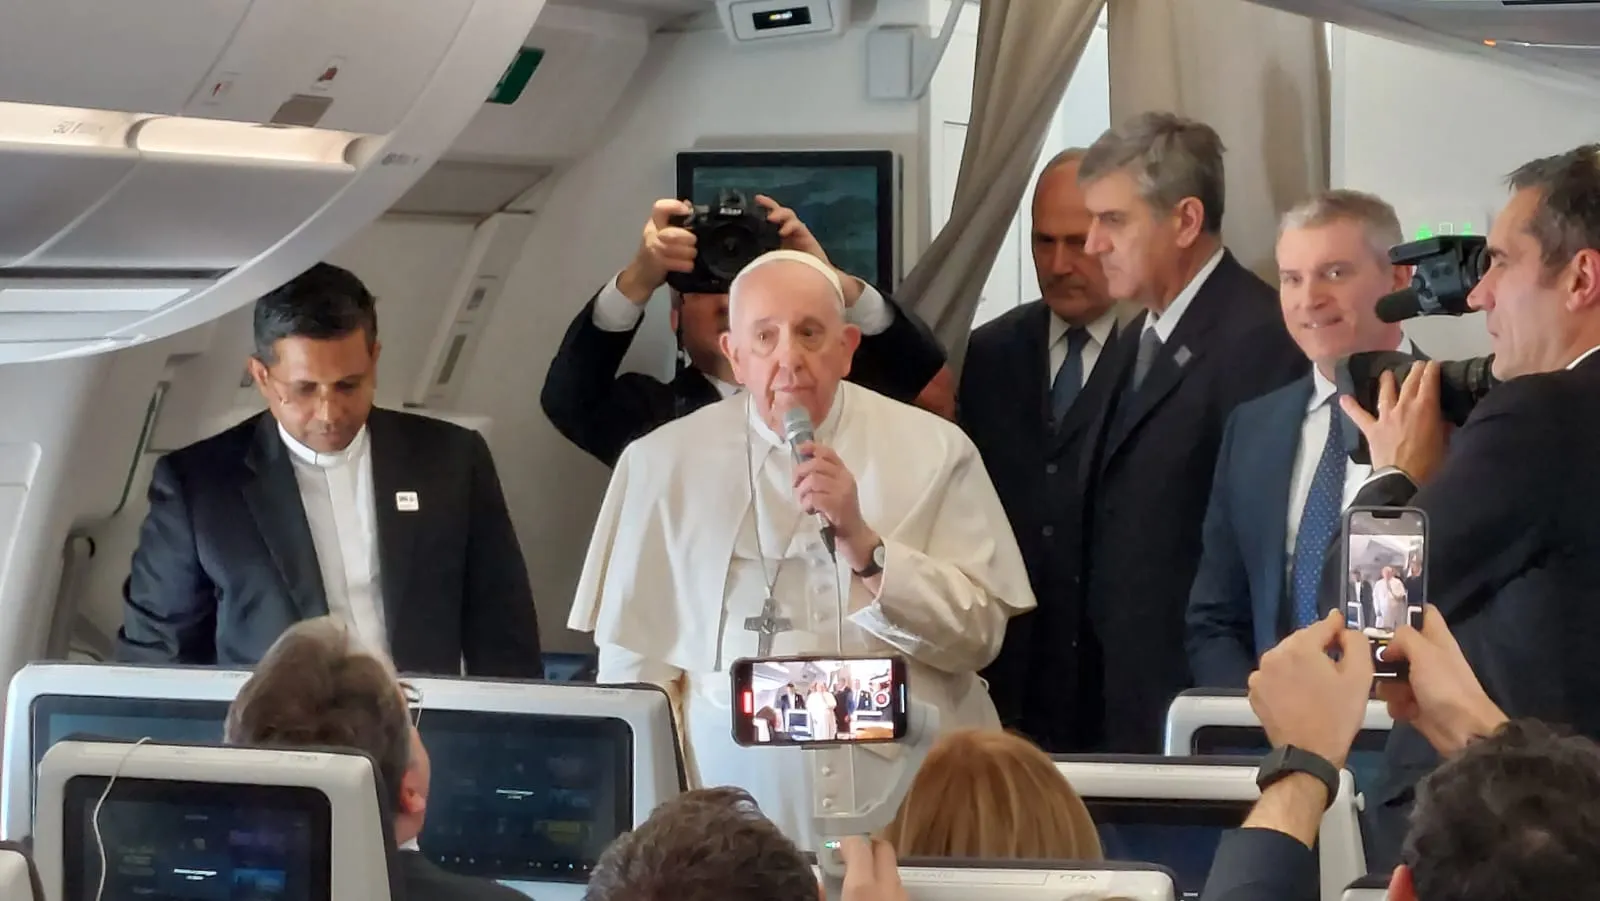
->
xmin=719 ymin=332 xmax=737 ymax=369
xmin=1391 ymin=264 xmax=1414 ymax=294
xmin=1389 ymin=864 xmax=1416 ymax=901
xmin=1566 ymin=248 xmax=1600 ymax=312
xmin=1172 ymin=197 xmax=1207 ymax=249
xmin=248 ymin=357 xmax=273 ymax=403
xmin=399 ymin=767 xmax=427 ymax=818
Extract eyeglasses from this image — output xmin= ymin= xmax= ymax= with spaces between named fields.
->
xmin=400 ymin=680 xmax=424 ymax=729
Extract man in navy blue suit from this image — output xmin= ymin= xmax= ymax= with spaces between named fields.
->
xmin=1186 ymin=190 xmax=1419 ymax=687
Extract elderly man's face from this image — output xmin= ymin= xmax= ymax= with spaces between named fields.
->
xmin=719 ymin=261 xmax=860 ymax=430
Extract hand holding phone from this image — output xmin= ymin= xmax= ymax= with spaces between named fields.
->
xmin=730 ymin=655 xmax=908 ymax=746
xmin=1342 ymin=506 xmax=1427 ymax=678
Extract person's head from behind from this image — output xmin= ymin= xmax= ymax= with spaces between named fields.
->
xmin=672 ymin=289 xmax=732 ymax=379
xmin=249 ymin=262 xmax=381 ymax=454
xmin=1472 ymin=144 xmax=1600 ymax=379
xmin=1079 ymin=112 xmax=1227 ymax=307
xmin=1276 ymin=190 xmax=1410 ymax=378
xmin=881 ymin=729 xmax=1102 ymax=860
xmin=720 ymin=251 xmax=860 ymax=434
xmin=1390 ymin=719 xmax=1600 ymax=901
xmin=585 ymin=786 xmax=818 ymax=901
xmin=224 ymin=617 xmax=429 ymax=845
xmin=1032 ymin=148 xmax=1113 ymax=324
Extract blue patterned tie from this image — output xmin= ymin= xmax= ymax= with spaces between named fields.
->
xmin=1050 ymin=327 xmax=1090 ymax=423
xmin=1290 ymin=397 xmax=1347 ymax=629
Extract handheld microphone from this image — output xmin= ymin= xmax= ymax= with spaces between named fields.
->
xmin=781 ymin=405 xmax=837 ymax=558
xmin=1375 ymin=288 xmax=1422 ymax=323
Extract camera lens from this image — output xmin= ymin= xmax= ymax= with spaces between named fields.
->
xmin=704 ymin=222 xmax=762 ymax=280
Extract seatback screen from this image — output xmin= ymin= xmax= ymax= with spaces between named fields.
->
xmin=1191 ymin=725 xmax=1388 ymax=794
xmin=1088 ymin=797 xmax=1251 ymax=901
xmin=62 ymin=776 xmax=330 ymax=901
xmin=415 ymin=710 xmax=632 ymax=885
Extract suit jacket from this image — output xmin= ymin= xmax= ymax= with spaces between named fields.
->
xmin=541 ymin=287 xmax=947 ymax=466
xmin=1078 ymin=250 xmax=1308 ymax=752
xmin=958 ymin=299 xmax=1132 ymax=751
xmin=1198 ymin=827 xmax=1320 ymax=901
xmin=1317 ymin=351 xmax=1600 ymax=868
xmin=397 ymin=849 xmax=530 ymax=901
xmin=116 ymin=408 xmax=544 ymax=678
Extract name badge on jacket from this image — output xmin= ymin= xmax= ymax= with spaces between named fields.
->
xmin=395 ymin=491 xmax=419 ymax=512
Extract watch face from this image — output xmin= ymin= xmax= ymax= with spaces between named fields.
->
xmin=872 ymin=543 xmax=886 ymax=566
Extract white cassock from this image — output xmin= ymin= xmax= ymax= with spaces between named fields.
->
xmin=568 ymin=381 xmax=1035 ymax=849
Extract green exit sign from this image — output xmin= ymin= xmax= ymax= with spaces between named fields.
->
xmin=488 ymin=47 xmax=544 ymax=105
xmin=1413 ymin=221 xmax=1477 ymax=241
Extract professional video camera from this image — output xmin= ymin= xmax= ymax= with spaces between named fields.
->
xmin=1335 ymin=234 xmax=1499 ymax=463
xmin=664 ymin=189 xmax=783 ymax=295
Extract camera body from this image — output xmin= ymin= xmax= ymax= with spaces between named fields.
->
xmin=665 ymin=189 xmax=783 ymax=295
xmin=1334 ymin=351 xmax=1498 ymax=463
xmin=1377 ymin=235 xmax=1491 ymax=321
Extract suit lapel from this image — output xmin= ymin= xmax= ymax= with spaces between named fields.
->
xmin=367 ymin=409 xmax=421 ymax=652
xmin=1021 ymin=303 xmax=1053 ymax=432
xmin=1251 ymin=379 xmax=1315 ymax=630
xmin=242 ymin=414 xmax=328 ymax=621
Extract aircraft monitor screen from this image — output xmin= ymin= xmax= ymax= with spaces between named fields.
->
xmin=61 ymin=776 xmax=330 ymax=901
xmin=30 ymin=697 xmax=231 ymax=811
xmin=1089 ymin=797 xmax=1250 ymax=901
xmin=416 ymin=710 xmax=632 ymax=885
xmin=1192 ymin=725 xmax=1388 ymax=793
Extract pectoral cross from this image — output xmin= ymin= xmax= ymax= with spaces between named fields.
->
xmin=743 ymin=596 xmax=793 ymax=656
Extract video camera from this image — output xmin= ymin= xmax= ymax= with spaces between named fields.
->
xmin=1335 ymin=234 xmax=1500 ymax=463
xmin=664 ymin=189 xmax=782 ymax=295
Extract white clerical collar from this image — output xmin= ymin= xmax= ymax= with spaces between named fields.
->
xmin=278 ymin=421 xmax=369 ymax=469
xmin=1308 ymin=336 xmax=1415 ymax=412
xmin=747 ymin=385 xmax=847 ymax=450
xmin=1049 ymin=306 xmax=1117 ymax=350
xmin=1144 ymin=246 xmax=1225 ymax=344
xmin=1569 ymin=345 xmax=1600 ymax=370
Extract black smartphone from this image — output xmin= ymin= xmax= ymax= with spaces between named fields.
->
xmin=729 ymin=655 xmax=909 ymax=746
xmin=1342 ymin=506 xmax=1427 ymax=678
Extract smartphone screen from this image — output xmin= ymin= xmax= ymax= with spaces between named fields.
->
xmin=1342 ymin=506 xmax=1427 ymax=677
xmin=729 ymin=655 xmax=909 ymax=746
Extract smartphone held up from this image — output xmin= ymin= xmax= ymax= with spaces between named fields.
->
xmin=730 ymin=655 xmax=909 ymax=747
xmin=1342 ymin=506 xmax=1427 ymax=678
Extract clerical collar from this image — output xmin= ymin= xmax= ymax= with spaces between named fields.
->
xmin=278 ymin=421 xmax=369 ymax=469
xmin=747 ymin=387 xmax=846 ymax=449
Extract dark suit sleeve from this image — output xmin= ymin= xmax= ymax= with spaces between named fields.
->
xmin=460 ymin=431 xmax=544 ymax=679
xmin=1186 ymin=411 xmax=1258 ymax=688
xmin=1200 ymin=828 xmax=1321 ymax=901
xmin=1226 ymin=321 xmax=1310 ymax=407
xmin=539 ymin=289 xmax=676 ymax=467
xmin=115 ymin=456 xmax=217 ymax=665
xmin=847 ymin=290 xmax=947 ymax=402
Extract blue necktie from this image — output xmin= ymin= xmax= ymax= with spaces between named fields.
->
xmin=1290 ymin=397 xmax=1346 ymax=629
xmin=1050 ymin=327 xmax=1090 ymax=424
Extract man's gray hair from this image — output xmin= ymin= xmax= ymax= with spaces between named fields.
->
xmin=1279 ymin=189 xmax=1405 ymax=266
xmin=1506 ymin=144 xmax=1600 ymax=271
xmin=1079 ymin=112 xmax=1227 ymax=233
xmin=584 ymin=787 xmax=817 ymax=901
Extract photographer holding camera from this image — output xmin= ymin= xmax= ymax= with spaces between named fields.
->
xmin=1327 ymin=144 xmax=1600 ymax=865
xmin=541 ymin=194 xmax=947 ymax=467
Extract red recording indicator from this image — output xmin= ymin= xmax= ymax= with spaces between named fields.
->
xmin=742 ymin=691 xmax=753 ymax=714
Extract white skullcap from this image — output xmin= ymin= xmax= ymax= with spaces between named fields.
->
xmin=727 ymin=250 xmax=846 ymax=323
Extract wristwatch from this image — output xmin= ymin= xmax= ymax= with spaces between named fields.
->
xmin=1256 ymin=745 xmax=1340 ymax=810
xmin=854 ymin=540 xmax=886 ymax=578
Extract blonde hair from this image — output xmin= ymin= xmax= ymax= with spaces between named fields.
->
xmin=881 ymin=729 xmax=1102 ymax=860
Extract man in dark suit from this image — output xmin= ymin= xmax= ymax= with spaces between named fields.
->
xmin=1072 ymin=112 xmax=1309 ymax=752
xmin=227 ymin=617 xmax=529 ymax=901
xmin=541 ymin=196 xmax=948 ymax=467
xmin=1322 ymin=144 xmax=1600 ymax=867
xmin=960 ymin=148 xmax=1130 ymax=751
xmin=117 ymin=262 xmax=543 ymax=677
xmin=1186 ymin=190 xmax=1415 ymax=688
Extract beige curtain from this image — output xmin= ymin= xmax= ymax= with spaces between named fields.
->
xmin=1108 ymin=0 xmax=1330 ymax=280
xmin=901 ymin=0 xmax=1107 ymax=364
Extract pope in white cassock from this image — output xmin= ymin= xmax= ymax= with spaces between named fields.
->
xmin=568 ymin=248 xmax=1036 ymax=848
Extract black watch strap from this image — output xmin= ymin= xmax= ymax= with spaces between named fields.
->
xmin=853 ymin=540 xmax=885 ymax=578
xmin=1256 ymin=745 xmax=1340 ymax=810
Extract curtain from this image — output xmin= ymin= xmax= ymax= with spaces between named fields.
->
xmin=900 ymin=0 xmax=1107 ymax=364
xmin=1108 ymin=0 xmax=1330 ymax=281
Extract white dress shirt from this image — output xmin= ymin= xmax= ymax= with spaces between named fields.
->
xmin=278 ymin=423 xmax=388 ymax=658
xmin=1143 ymin=247 xmax=1225 ymax=343
xmin=1049 ymin=307 xmax=1118 ymax=386
xmin=590 ymin=273 xmax=895 ymax=400
xmin=1285 ymin=339 xmax=1414 ymax=558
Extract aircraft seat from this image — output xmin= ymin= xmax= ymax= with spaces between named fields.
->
xmin=32 ymin=739 xmax=398 ymax=901
xmin=896 ymin=858 xmax=1176 ymax=900
xmin=1054 ymin=754 xmax=1365 ymax=901
xmin=1343 ymin=873 xmax=1390 ymax=900
xmin=0 ymin=840 xmax=43 ymax=900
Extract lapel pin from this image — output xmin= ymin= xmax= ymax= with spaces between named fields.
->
xmin=1174 ymin=346 xmax=1193 ymax=367
xmin=395 ymin=491 xmax=419 ymax=512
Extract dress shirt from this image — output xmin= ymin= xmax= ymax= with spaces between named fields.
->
xmin=279 ymin=423 xmax=388 ymax=658
xmin=1143 ymin=247 xmax=1225 ymax=343
xmin=1049 ymin=306 xmax=1118 ymax=385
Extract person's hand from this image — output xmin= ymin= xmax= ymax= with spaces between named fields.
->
xmin=617 ymin=199 xmax=696 ymax=303
xmin=1248 ymin=611 xmax=1374 ymax=768
xmin=1340 ymin=360 xmax=1449 ymax=483
xmin=839 ymin=836 xmax=909 ymax=901
xmin=793 ymin=441 xmax=870 ymax=552
xmin=756 ymin=195 xmax=864 ymax=307
xmin=1375 ymin=605 xmax=1507 ymax=756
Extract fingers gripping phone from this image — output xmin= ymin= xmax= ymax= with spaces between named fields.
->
xmin=730 ymin=655 xmax=909 ymax=746
xmin=1342 ymin=506 xmax=1427 ymax=678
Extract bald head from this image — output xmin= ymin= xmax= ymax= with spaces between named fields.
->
xmin=1031 ymin=148 xmax=1112 ymax=323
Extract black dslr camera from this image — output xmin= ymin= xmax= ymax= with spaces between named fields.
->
xmin=1335 ymin=235 xmax=1499 ymax=463
xmin=664 ymin=190 xmax=783 ymax=295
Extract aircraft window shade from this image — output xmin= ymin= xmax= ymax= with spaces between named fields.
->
xmin=415 ymin=710 xmax=632 ymax=884
xmin=60 ymin=775 xmax=331 ymax=901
